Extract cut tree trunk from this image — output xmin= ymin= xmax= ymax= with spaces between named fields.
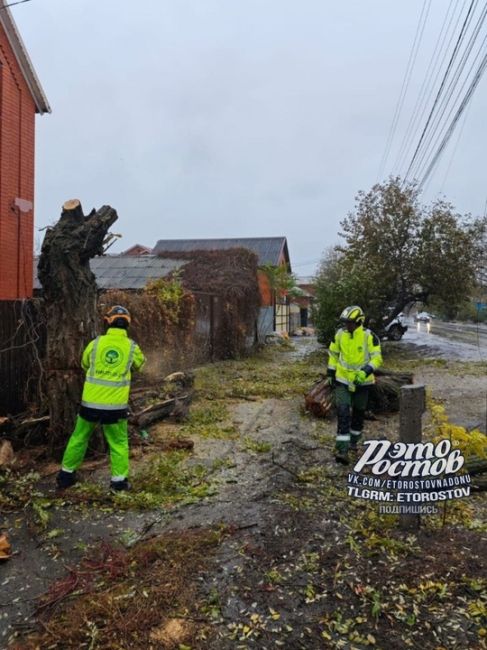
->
xmin=38 ymin=200 xmax=118 ymax=454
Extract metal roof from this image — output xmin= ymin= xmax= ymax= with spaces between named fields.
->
xmin=34 ymin=255 xmax=187 ymax=290
xmin=152 ymin=237 xmax=290 ymax=268
xmin=0 ymin=2 xmax=50 ymax=114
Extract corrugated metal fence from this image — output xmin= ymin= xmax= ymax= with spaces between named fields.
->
xmin=0 ymin=300 xmax=45 ymax=415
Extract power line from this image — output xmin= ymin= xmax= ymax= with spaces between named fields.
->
xmin=1 ymin=0 xmax=33 ymax=9
xmin=376 ymin=0 xmax=431 ymax=181
xmin=406 ymin=0 xmax=479 ymax=180
xmin=405 ymin=0 xmax=478 ymax=181
xmin=418 ymin=32 xmax=486 ymax=186
xmin=419 ymin=47 xmax=487 ymax=187
xmin=394 ymin=0 xmax=461 ymax=174
xmin=411 ymin=2 xmax=487 ymax=182
xmin=415 ymin=10 xmax=487 ymax=184
xmin=436 ymin=95 xmax=472 ymax=194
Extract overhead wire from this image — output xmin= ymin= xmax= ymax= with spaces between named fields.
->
xmin=418 ymin=36 xmax=487 ymax=193
xmin=411 ymin=2 xmax=487 ymax=183
xmin=0 ymin=0 xmax=33 ymax=9
xmin=415 ymin=5 xmax=487 ymax=185
xmin=394 ymin=0 xmax=461 ymax=174
xmin=406 ymin=0 xmax=480 ymax=181
xmin=419 ymin=45 xmax=487 ymax=187
xmin=376 ymin=0 xmax=431 ymax=182
xmin=435 ymin=96 xmax=472 ymax=194
xmin=405 ymin=0 xmax=479 ymax=181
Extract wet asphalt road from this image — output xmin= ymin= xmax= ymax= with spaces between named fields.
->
xmin=399 ymin=317 xmax=487 ymax=361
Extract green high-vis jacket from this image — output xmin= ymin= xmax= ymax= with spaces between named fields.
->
xmin=80 ymin=327 xmax=145 ymax=411
xmin=327 ymin=325 xmax=382 ymax=389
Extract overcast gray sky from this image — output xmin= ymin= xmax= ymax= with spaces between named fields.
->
xmin=13 ymin=0 xmax=487 ymax=276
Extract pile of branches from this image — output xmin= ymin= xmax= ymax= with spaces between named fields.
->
xmin=368 ymin=369 xmax=414 ymax=413
xmin=305 ymin=369 xmax=414 ymax=418
xmin=37 ymin=541 xmax=130 ymax=615
xmin=156 ymin=249 xmax=261 ymax=359
xmin=0 ymin=371 xmax=194 ymax=454
xmin=129 ymin=371 xmax=194 ymax=431
xmin=0 ymin=414 xmax=50 ymax=449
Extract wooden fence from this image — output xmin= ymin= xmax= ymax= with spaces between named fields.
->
xmin=0 ymin=293 xmax=256 ymax=416
xmin=0 ymin=300 xmax=45 ymax=416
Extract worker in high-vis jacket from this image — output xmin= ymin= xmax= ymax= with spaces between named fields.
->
xmin=56 ymin=305 xmax=145 ymax=491
xmin=327 ymin=305 xmax=382 ymax=465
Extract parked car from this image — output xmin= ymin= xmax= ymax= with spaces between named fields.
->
xmin=415 ymin=311 xmax=431 ymax=323
xmin=383 ymin=312 xmax=408 ymax=341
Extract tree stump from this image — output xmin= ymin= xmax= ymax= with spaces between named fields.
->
xmin=38 ymin=200 xmax=118 ymax=453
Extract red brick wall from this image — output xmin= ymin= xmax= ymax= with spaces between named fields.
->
xmin=0 ymin=26 xmax=36 ymax=299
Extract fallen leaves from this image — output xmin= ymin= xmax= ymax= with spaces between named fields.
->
xmin=0 ymin=440 xmax=14 ymax=468
xmin=0 ymin=532 xmax=11 ymax=560
xmin=149 ymin=618 xmax=192 ymax=647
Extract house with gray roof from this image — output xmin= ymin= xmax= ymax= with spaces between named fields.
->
xmin=87 ymin=255 xmax=186 ymax=289
xmin=34 ymin=236 xmax=294 ymax=339
xmin=34 ymin=255 xmax=186 ymax=291
xmin=152 ymin=236 xmax=293 ymax=338
xmin=153 ymin=237 xmax=290 ymax=270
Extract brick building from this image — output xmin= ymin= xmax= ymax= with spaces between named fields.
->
xmin=0 ymin=4 xmax=49 ymax=300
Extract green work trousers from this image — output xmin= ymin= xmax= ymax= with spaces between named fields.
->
xmin=61 ymin=416 xmax=129 ymax=479
xmin=335 ymin=383 xmax=370 ymax=453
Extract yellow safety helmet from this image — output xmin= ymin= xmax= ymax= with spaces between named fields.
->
xmin=339 ymin=305 xmax=365 ymax=325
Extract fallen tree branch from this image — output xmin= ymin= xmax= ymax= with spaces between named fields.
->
xmin=131 ymin=395 xmax=192 ymax=428
xmin=465 ymin=456 xmax=487 ymax=476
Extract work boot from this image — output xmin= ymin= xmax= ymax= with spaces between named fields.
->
xmin=350 ymin=441 xmax=361 ymax=454
xmin=334 ymin=451 xmax=350 ymax=465
xmin=110 ymin=478 xmax=131 ymax=492
xmin=350 ymin=430 xmax=362 ymax=453
xmin=56 ymin=469 xmax=77 ymax=489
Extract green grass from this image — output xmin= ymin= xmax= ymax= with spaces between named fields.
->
xmin=242 ymin=436 xmax=272 ymax=453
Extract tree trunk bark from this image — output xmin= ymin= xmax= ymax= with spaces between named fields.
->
xmin=38 ymin=200 xmax=118 ymax=454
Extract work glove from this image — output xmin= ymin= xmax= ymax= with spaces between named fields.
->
xmin=354 ymin=370 xmax=367 ymax=385
xmin=327 ymin=370 xmax=336 ymax=388
xmin=362 ymin=365 xmax=373 ymax=377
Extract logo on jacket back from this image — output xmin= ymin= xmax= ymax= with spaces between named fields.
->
xmin=102 ymin=346 xmax=125 ymax=368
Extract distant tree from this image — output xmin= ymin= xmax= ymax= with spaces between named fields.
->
xmin=259 ymin=264 xmax=301 ymax=299
xmin=314 ymin=178 xmax=478 ymax=343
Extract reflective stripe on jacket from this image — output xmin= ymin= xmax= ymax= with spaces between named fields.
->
xmin=327 ymin=326 xmax=382 ymax=388
xmin=80 ymin=328 xmax=145 ymax=410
